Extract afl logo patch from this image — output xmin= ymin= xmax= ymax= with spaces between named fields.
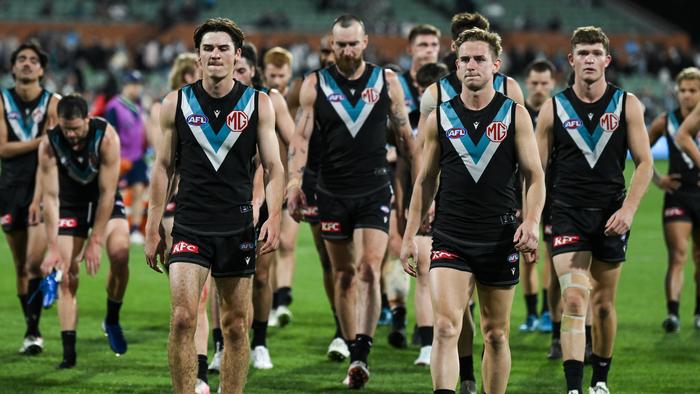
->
xmin=486 ymin=121 xmax=507 ymax=142
xmin=361 ymin=87 xmax=379 ymax=104
xmin=507 ymin=253 xmax=519 ymax=263
xmin=564 ymin=119 xmax=582 ymax=129
xmin=7 ymin=112 xmax=20 ymax=121
xmin=327 ymin=93 xmax=345 ymax=102
xmin=600 ymin=113 xmax=619 ymax=132
xmin=446 ymin=128 xmax=466 ymax=139
xmin=187 ymin=114 xmax=209 ymax=126
xmin=226 ymin=110 xmax=249 ymax=132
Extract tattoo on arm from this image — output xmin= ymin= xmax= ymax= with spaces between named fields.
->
xmin=390 ymin=103 xmax=408 ymax=128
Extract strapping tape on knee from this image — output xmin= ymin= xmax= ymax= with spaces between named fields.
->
xmin=558 ymin=272 xmax=591 ymax=296
xmin=561 ymin=313 xmax=585 ymax=334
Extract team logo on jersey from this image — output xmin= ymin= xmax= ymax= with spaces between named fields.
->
xmin=664 ymin=207 xmax=685 ymax=217
xmin=507 ymin=253 xmax=519 ymax=263
xmin=88 ymin=153 xmax=99 ymax=168
xmin=1 ymin=214 xmax=12 ymax=226
xmin=187 ymin=114 xmax=209 ymax=126
xmin=226 ymin=110 xmax=249 ymax=132
xmin=172 ymin=241 xmax=199 ymax=254
xmin=600 ymin=113 xmax=619 ymax=132
xmin=361 ymin=87 xmax=379 ymax=104
xmin=321 ymin=221 xmax=341 ymax=233
xmin=58 ymin=218 xmax=78 ymax=229
xmin=431 ymin=250 xmax=458 ymax=261
xmin=239 ymin=242 xmax=255 ymax=251
xmin=31 ymin=107 xmax=45 ymax=124
xmin=486 ymin=122 xmax=507 ymax=142
xmin=564 ymin=119 xmax=582 ymax=129
xmin=327 ymin=93 xmax=345 ymax=102
xmin=446 ymin=128 xmax=466 ymax=139
xmin=553 ymin=235 xmax=579 ymax=248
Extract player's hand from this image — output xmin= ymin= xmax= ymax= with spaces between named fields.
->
xmin=419 ymin=202 xmax=435 ymax=234
xmin=258 ymin=211 xmax=281 ymax=255
xmin=286 ymin=185 xmax=307 ymax=223
xmin=523 ymin=249 xmax=538 ymax=264
xmin=84 ymin=238 xmax=102 ymax=276
xmin=655 ymin=173 xmax=681 ymax=193
xmin=41 ymin=246 xmax=62 ymax=276
xmin=514 ymin=219 xmax=539 ymax=253
xmin=28 ymin=200 xmax=42 ymax=226
xmin=399 ymin=236 xmax=418 ymax=277
xmin=604 ymin=205 xmax=634 ymax=236
xmin=144 ymin=227 xmax=165 ymax=273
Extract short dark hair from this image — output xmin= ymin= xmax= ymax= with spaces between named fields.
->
xmin=193 ymin=18 xmax=244 ymax=51
xmin=408 ymin=24 xmax=441 ymax=44
xmin=240 ymin=43 xmax=258 ymax=67
xmin=525 ymin=59 xmax=556 ymax=77
xmin=451 ymin=12 xmax=490 ymax=40
xmin=416 ymin=63 xmax=449 ymax=88
xmin=11 ymin=41 xmax=49 ymax=69
xmin=332 ymin=14 xmax=365 ymax=33
xmin=57 ymin=94 xmax=88 ymax=120
xmin=571 ymin=26 xmax=610 ymax=55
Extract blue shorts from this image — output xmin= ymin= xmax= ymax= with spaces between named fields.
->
xmin=121 ymin=158 xmax=149 ymax=187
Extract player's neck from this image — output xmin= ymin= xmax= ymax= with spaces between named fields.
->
xmin=202 ymin=76 xmax=235 ymax=98
xmin=572 ymin=78 xmax=607 ymax=103
xmin=337 ymin=61 xmax=366 ymax=81
xmin=409 ymin=60 xmax=423 ymax=80
xmin=461 ymin=85 xmax=496 ymax=111
xmin=14 ymin=81 xmax=42 ymax=102
xmin=526 ymin=97 xmax=544 ymax=111
xmin=680 ymin=105 xmax=694 ymax=118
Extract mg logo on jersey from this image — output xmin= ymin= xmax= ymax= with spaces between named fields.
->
xmin=327 ymin=93 xmax=345 ymax=102
xmin=321 ymin=221 xmax=341 ymax=233
xmin=172 ymin=241 xmax=199 ymax=254
xmin=553 ymin=235 xmax=580 ymax=248
xmin=431 ymin=250 xmax=458 ymax=261
xmin=1 ymin=214 xmax=12 ymax=226
xmin=486 ymin=121 xmax=507 ymax=142
xmin=58 ymin=218 xmax=78 ymax=229
xmin=664 ymin=207 xmax=685 ymax=217
xmin=226 ymin=110 xmax=249 ymax=132
xmin=187 ymin=114 xmax=209 ymax=126
xmin=564 ymin=119 xmax=582 ymax=129
xmin=446 ymin=128 xmax=466 ymax=139
xmin=361 ymin=87 xmax=379 ymax=104
xmin=600 ymin=113 xmax=619 ymax=132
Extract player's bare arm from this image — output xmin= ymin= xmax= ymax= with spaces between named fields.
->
xmin=82 ymin=124 xmax=120 ymax=276
xmin=535 ymin=98 xmax=554 ymax=173
xmin=38 ymin=136 xmax=60 ymax=275
xmin=400 ymin=109 xmax=440 ymax=277
xmin=144 ymin=91 xmax=179 ymax=272
xmin=513 ymin=104 xmax=545 ymax=255
xmin=286 ymin=74 xmax=317 ymax=221
xmin=675 ymin=101 xmax=700 ymax=167
xmin=386 ymin=69 xmax=422 ymax=183
xmin=605 ymin=93 xmax=653 ymax=236
xmin=506 ymin=76 xmax=525 ymax=105
xmin=256 ymin=92 xmax=284 ymax=255
xmin=29 ymin=94 xmax=60 ymax=225
xmin=269 ymin=88 xmax=295 ymax=147
xmin=648 ymin=114 xmax=681 ymax=193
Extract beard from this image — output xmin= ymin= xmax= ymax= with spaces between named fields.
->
xmin=336 ymin=54 xmax=361 ymax=75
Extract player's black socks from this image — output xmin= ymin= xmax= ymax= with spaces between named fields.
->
xmin=381 ymin=292 xmax=389 ymax=310
xmin=277 ymin=286 xmax=292 ymax=306
xmin=525 ymin=294 xmax=538 ymax=316
xmin=352 ymin=334 xmax=372 ymax=363
xmin=590 ymin=353 xmax=612 ymax=386
xmin=251 ymin=320 xmax=268 ymax=348
xmin=272 ymin=290 xmax=280 ymax=310
xmin=61 ymin=330 xmax=77 ymax=364
xmin=391 ymin=305 xmax=407 ymax=329
xmin=212 ymin=328 xmax=224 ymax=351
xmin=667 ymin=300 xmax=680 ymax=317
xmin=105 ymin=299 xmax=122 ymax=325
xmin=695 ymin=297 xmax=700 ymax=315
xmin=434 ymin=390 xmax=455 ymax=394
xmin=541 ymin=289 xmax=549 ymax=314
xmin=18 ymin=294 xmax=29 ymax=320
xmin=332 ymin=308 xmax=342 ymax=339
xmin=459 ymin=355 xmax=475 ymax=382
xmin=418 ymin=326 xmax=434 ymax=347
xmin=552 ymin=321 xmax=561 ymax=340
xmin=197 ymin=354 xmax=208 ymax=383
xmin=585 ymin=325 xmax=592 ymax=345
xmin=563 ymin=359 xmax=584 ymax=393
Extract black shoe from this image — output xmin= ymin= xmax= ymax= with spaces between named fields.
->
xmin=547 ymin=338 xmax=562 ymax=360
xmin=58 ymin=358 xmax=76 ymax=369
xmin=388 ymin=328 xmax=407 ymax=348
xmin=662 ymin=314 xmax=680 ymax=333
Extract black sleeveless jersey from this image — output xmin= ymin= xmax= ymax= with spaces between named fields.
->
xmin=48 ymin=118 xmax=107 ymax=206
xmin=433 ymin=92 xmax=518 ymax=241
xmin=437 ymin=71 xmax=508 ymax=104
xmin=398 ymin=71 xmax=420 ymax=131
xmin=174 ymin=80 xmax=259 ymax=234
xmin=550 ymin=84 xmax=628 ymax=208
xmin=525 ymin=102 xmax=540 ymax=128
xmin=314 ymin=63 xmax=391 ymax=197
xmin=1 ymin=88 xmax=53 ymax=188
xmin=665 ymin=109 xmax=700 ymax=193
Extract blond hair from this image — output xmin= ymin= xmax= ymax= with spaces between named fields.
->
xmin=168 ymin=53 xmax=198 ymax=90
xmin=676 ymin=67 xmax=700 ymax=86
xmin=455 ymin=28 xmax=502 ymax=59
xmin=263 ymin=47 xmax=293 ymax=68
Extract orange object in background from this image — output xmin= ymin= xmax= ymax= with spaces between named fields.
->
xmin=121 ymin=188 xmax=149 ymax=234
xmin=119 ymin=158 xmax=133 ymax=177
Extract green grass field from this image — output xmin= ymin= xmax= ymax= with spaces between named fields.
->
xmin=1 ymin=161 xmax=700 ymax=393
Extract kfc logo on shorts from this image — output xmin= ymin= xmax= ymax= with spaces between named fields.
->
xmin=361 ymin=87 xmax=379 ymax=104
xmin=564 ymin=119 xmax=582 ymax=129
xmin=239 ymin=242 xmax=255 ymax=252
xmin=507 ymin=253 xmax=519 ymax=263
xmin=303 ymin=205 xmax=319 ymax=217
xmin=553 ymin=235 xmax=580 ymax=248
xmin=431 ymin=250 xmax=458 ymax=261
xmin=321 ymin=221 xmax=342 ymax=233
xmin=58 ymin=218 xmax=78 ymax=229
xmin=600 ymin=113 xmax=619 ymax=132
xmin=172 ymin=241 xmax=199 ymax=254
xmin=226 ymin=110 xmax=249 ymax=132
xmin=664 ymin=207 xmax=685 ymax=217
xmin=486 ymin=122 xmax=507 ymax=142
xmin=1 ymin=214 xmax=12 ymax=226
